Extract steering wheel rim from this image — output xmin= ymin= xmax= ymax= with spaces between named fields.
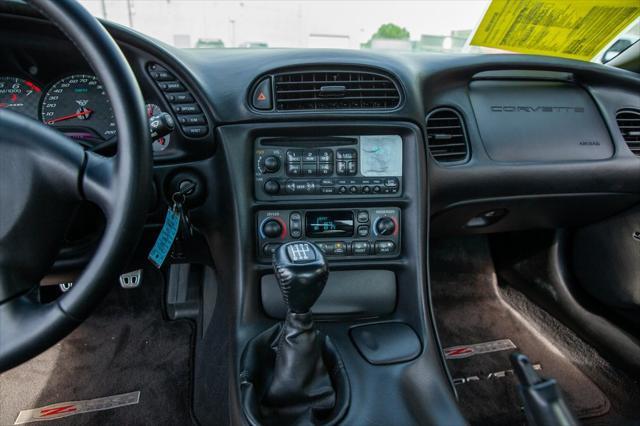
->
xmin=0 ymin=0 xmax=151 ymax=371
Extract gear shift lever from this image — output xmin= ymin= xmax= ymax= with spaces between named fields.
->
xmin=262 ymin=241 xmax=336 ymax=416
xmin=273 ymin=241 xmax=328 ymax=313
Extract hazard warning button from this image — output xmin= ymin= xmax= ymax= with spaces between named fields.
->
xmin=252 ymin=77 xmax=273 ymax=110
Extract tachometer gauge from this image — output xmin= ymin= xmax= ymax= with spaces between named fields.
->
xmin=41 ymin=74 xmax=117 ymax=140
xmin=0 ymin=77 xmax=42 ymax=119
xmin=146 ymin=103 xmax=171 ymax=152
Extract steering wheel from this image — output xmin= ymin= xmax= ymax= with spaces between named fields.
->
xmin=0 ymin=0 xmax=151 ymax=371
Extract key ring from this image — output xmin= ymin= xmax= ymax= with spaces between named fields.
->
xmin=172 ymin=192 xmax=186 ymax=206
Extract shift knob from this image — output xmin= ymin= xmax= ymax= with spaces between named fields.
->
xmin=273 ymin=241 xmax=329 ymax=313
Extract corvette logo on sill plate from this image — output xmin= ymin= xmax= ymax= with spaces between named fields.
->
xmin=14 ymin=391 xmax=140 ymax=424
xmin=444 ymin=339 xmax=516 ymax=360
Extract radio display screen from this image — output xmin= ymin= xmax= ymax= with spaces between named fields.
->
xmin=305 ymin=211 xmax=354 ymax=238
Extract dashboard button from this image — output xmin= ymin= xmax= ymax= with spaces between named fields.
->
xmin=333 ymin=242 xmax=347 ymax=256
xmin=319 ymin=187 xmax=335 ymax=194
xmin=182 ymin=126 xmax=208 ymax=138
xmin=159 ymin=82 xmax=185 ymax=92
xmin=349 ymin=185 xmax=359 ymax=194
xmin=357 ymin=211 xmax=369 ymax=223
xmin=286 ymin=163 xmax=301 ymax=176
xmin=172 ymin=104 xmax=201 ymax=114
xmin=373 ymin=186 xmax=382 ymax=193
xmin=166 ymin=93 xmax=194 ymax=103
xmin=318 ymin=150 xmax=333 ymax=163
xmin=286 ymin=149 xmax=303 ymax=163
xmin=301 ymin=163 xmax=317 ymax=176
xmin=318 ymin=163 xmax=333 ymax=175
xmin=178 ymin=115 xmax=206 ymax=125
xmin=361 ymin=185 xmax=371 ymax=194
xmin=338 ymin=186 xmax=348 ymax=194
xmin=347 ymin=161 xmax=358 ymax=175
xmin=289 ymin=212 xmax=302 ymax=238
xmin=357 ymin=225 xmax=369 ymax=237
xmin=352 ymin=241 xmax=370 ymax=255
xmin=302 ymin=150 xmax=318 ymax=163
xmin=374 ymin=241 xmax=396 ymax=255
xmin=264 ymin=180 xmax=280 ymax=195
xmin=320 ymin=178 xmax=334 ymax=186
xmin=252 ymin=77 xmax=273 ymax=110
xmin=336 ymin=161 xmax=347 ymax=175
xmin=336 ymin=149 xmax=357 ymax=160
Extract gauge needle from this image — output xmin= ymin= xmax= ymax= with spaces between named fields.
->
xmin=47 ymin=108 xmax=93 ymax=124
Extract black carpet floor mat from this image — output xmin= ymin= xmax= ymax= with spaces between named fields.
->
xmin=430 ymin=237 xmax=611 ymax=426
xmin=0 ymin=267 xmax=194 ymax=425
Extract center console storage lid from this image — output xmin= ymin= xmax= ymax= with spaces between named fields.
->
xmin=350 ymin=322 xmax=421 ymax=365
xmin=261 ymin=270 xmax=396 ymax=319
xmin=469 ymin=80 xmax=613 ymax=162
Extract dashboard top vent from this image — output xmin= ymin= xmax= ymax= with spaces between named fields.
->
xmin=273 ymin=70 xmax=401 ymax=111
xmin=616 ymin=108 xmax=640 ymax=156
xmin=426 ymin=108 xmax=469 ymax=163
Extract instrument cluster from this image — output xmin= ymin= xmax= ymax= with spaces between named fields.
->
xmin=0 ymin=74 xmax=171 ymax=151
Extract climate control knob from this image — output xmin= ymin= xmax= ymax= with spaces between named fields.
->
xmin=375 ymin=217 xmax=396 ymax=236
xmin=263 ymin=156 xmax=280 ymax=173
xmin=262 ymin=219 xmax=283 ymax=238
xmin=264 ymin=179 xmax=280 ymax=195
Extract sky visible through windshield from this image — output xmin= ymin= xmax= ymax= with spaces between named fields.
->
xmin=78 ymin=0 xmax=639 ymax=61
xmin=78 ymin=1 xmax=491 ymax=51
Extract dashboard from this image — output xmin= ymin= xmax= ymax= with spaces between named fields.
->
xmin=1 ymin=3 xmax=639 ymax=240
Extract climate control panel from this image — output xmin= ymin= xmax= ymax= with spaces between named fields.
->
xmin=254 ymin=135 xmax=403 ymax=200
xmin=257 ymin=208 xmax=400 ymax=261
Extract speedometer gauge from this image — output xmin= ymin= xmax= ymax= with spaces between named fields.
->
xmin=41 ymin=74 xmax=117 ymax=140
xmin=0 ymin=77 xmax=42 ymax=118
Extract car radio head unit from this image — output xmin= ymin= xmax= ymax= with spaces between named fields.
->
xmin=254 ymin=135 xmax=403 ymax=200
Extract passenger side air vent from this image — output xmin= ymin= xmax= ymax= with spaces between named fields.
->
xmin=273 ymin=70 xmax=401 ymax=111
xmin=616 ymin=108 xmax=640 ymax=156
xmin=426 ymin=108 xmax=469 ymax=163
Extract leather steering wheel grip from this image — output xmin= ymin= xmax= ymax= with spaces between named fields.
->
xmin=0 ymin=0 xmax=151 ymax=372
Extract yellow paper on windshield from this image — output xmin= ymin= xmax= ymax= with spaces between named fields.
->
xmin=470 ymin=0 xmax=640 ymax=61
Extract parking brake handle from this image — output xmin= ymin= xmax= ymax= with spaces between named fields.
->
xmin=511 ymin=353 xmax=579 ymax=426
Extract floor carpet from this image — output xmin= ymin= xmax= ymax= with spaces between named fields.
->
xmin=430 ymin=237 xmax=613 ymax=426
xmin=0 ymin=267 xmax=194 ymax=425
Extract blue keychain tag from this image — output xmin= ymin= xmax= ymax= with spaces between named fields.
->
xmin=148 ymin=207 xmax=181 ymax=268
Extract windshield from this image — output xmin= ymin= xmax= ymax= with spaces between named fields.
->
xmin=78 ymin=0 xmax=639 ymax=62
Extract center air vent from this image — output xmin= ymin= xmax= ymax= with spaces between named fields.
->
xmin=273 ymin=70 xmax=401 ymax=111
xmin=426 ymin=108 xmax=469 ymax=163
xmin=616 ymin=108 xmax=640 ymax=156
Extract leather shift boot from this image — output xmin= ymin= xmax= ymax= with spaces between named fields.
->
xmin=262 ymin=311 xmax=335 ymax=413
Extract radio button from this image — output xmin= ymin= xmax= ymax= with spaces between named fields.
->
xmin=385 ymin=178 xmax=399 ymax=188
xmin=264 ymin=180 xmax=280 ymax=195
xmin=349 ymin=186 xmax=359 ymax=194
xmin=320 ymin=178 xmax=333 ymax=186
xmin=352 ymin=241 xmax=370 ymax=255
xmin=338 ymin=186 xmax=348 ymax=194
xmin=318 ymin=150 xmax=333 ymax=163
xmin=361 ymin=185 xmax=371 ymax=194
xmin=336 ymin=149 xmax=357 ymax=161
xmin=347 ymin=161 xmax=358 ymax=175
xmin=301 ymin=163 xmax=317 ymax=176
xmin=318 ymin=163 xmax=333 ymax=175
xmin=336 ymin=161 xmax=347 ymax=175
xmin=302 ymin=150 xmax=318 ymax=163
xmin=286 ymin=163 xmax=301 ymax=176
xmin=319 ymin=187 xmax=335 ymax=194
xmin=373 ymin=185 xmax=382 ymax=193
xmin=374 ymin=240 xmax=396 ymax=255
xmin=286 ymin=149 xmax=303 ymax=163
